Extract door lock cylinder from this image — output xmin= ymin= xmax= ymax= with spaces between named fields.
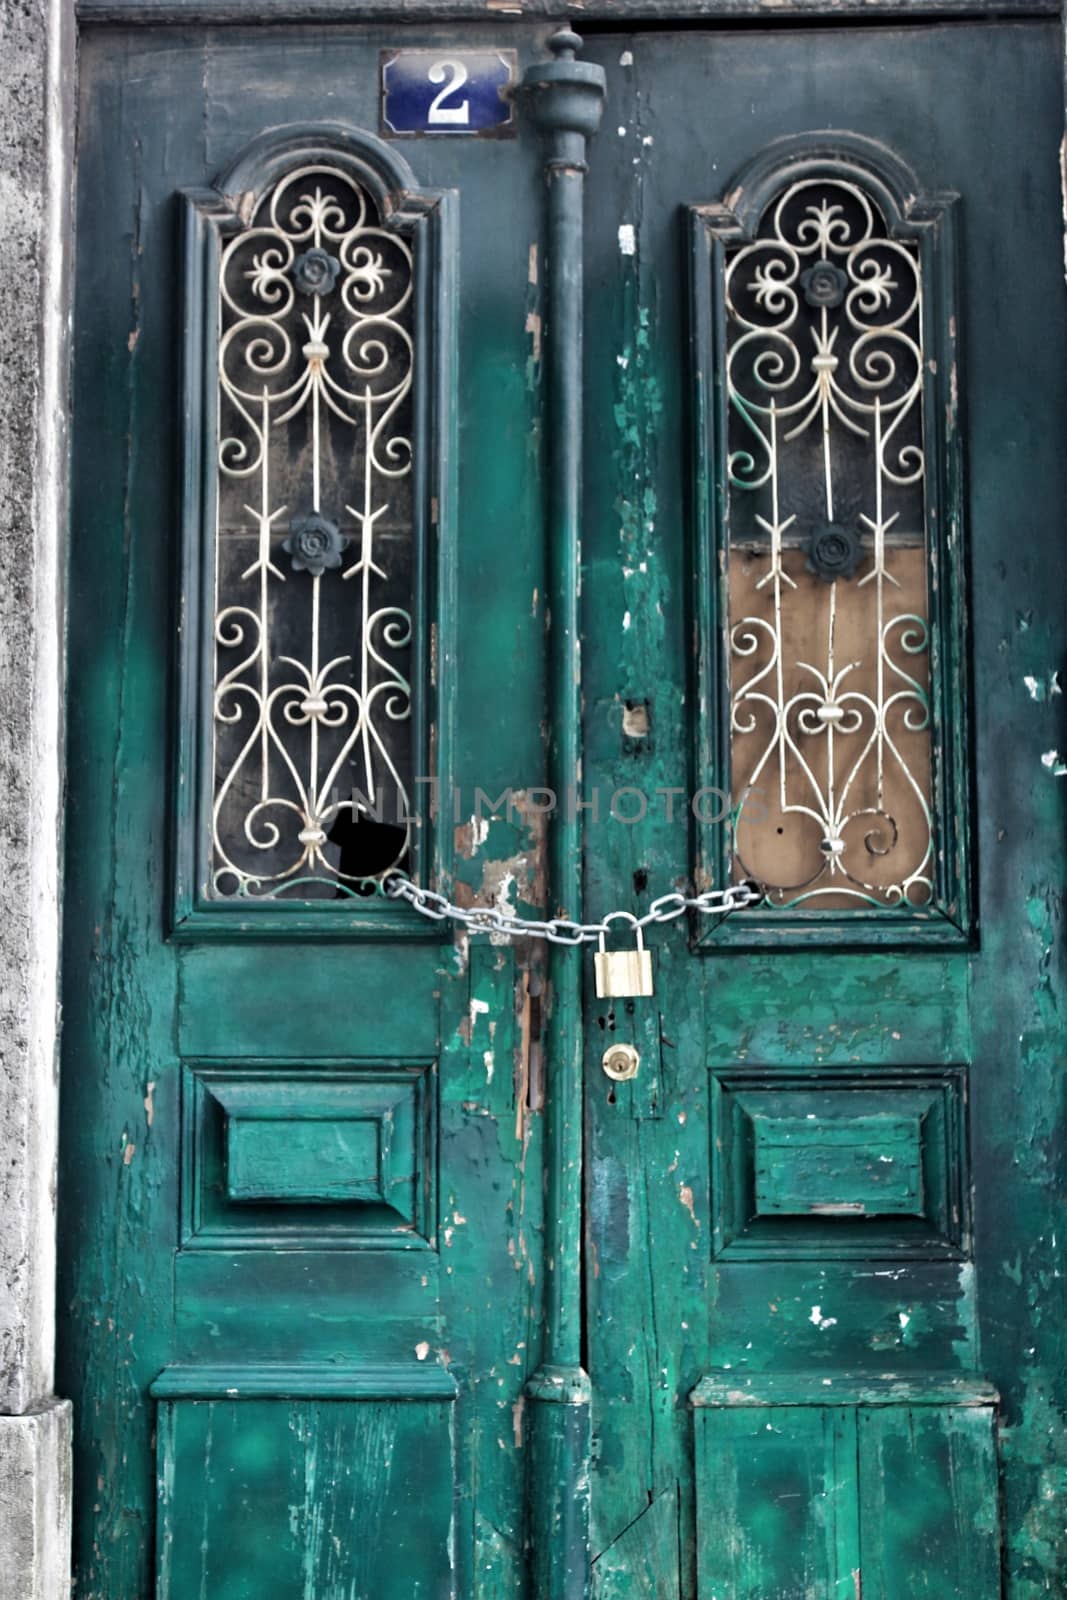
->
xmin=601 ymin=1043 xmax=640 ymax=1082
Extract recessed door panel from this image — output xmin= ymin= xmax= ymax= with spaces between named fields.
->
xmin=156 ymin=1397 xmax=455 ymax=1599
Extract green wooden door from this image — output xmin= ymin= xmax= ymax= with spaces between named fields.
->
xmin=59 ymin=13 xmax=1066 ymax=1600
xmin=59 ymin=23 xmax=555 ymax=1599
xmin=580 ymin=21 xmax=1066 ymax=1599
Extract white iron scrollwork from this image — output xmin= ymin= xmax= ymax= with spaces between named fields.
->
xmin=725 ymin=178 xmax=933 ymax=909
xmin=211 ymin=165 xmax=414 ymax=899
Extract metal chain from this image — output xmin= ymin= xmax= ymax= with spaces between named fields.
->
xmin=382 ymin=872 xmax=761 ymax=945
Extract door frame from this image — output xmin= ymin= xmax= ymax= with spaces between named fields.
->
xmin=7 ymin=0 xmax=1065 ymax=1594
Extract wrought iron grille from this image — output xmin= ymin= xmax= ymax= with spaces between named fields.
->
xmin=724 ymin=177 xmax=933 ymax=909
xmin=210 ymin=165 xmax=415 ymax=899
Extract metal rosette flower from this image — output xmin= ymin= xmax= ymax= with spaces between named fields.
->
xmin=291 ymin=246 xmax=341 ymax=296
xmin=806 ymin=521 xmax=862 ymax=582
xmin=799 ymin=258 xmax=848 ymax=308
xmin=283 ymin=512 xmax=348 ymax=576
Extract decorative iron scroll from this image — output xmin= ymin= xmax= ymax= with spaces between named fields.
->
xmin=723 ymin=176 xmax=933 ymax=909
xmin=210 ymin=165 xmax=415 ymax=899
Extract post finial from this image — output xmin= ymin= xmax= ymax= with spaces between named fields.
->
xmin=521 ymin=26 xmax=606 ymax=151
xmin=548 ymin=28 xmax=583 ymax=61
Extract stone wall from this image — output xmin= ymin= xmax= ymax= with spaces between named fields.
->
xmin=0 ymin=0 xmax=75 ymax=1592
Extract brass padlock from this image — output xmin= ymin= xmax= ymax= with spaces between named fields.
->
xmin=594 ymin=915 xmax=654 ymax=999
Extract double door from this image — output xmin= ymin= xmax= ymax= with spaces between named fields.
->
xmin=61 ymin=14 xmax=1067 ymax=1596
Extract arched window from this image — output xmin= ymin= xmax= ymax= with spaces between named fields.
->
xmin=690 ymin=137 xmax=969 ymax=946
xmin=175 ymin=129 xmax=455 ymax=934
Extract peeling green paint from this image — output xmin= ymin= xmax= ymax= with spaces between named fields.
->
xmin=58 ymin=15 xmax=1067 ymax=1599
xmin=582 ymin=21 xmax=1066 ymax=1598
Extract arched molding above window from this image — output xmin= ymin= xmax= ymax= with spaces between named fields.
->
xmin=688 ymin=133 xmax=971 ymax=948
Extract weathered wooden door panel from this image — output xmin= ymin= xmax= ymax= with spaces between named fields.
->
xmin=695 ymin=1404 xmax=860 ymax=1598
xmin=692 ymin=1379 xmax=1000 ymax=1597
xmin=857 ymin=1403 xmax=1001 ymax=1596
xmin=156 ymin=1397 xmax=455 ymax=1599
xmin=60 ymin=21 xmax=553 ymax=1598
xmin=582 ymin=19 xmax=1066 ymax=1599
xmin=592 ymin=1485 xmax=681 ymax=1599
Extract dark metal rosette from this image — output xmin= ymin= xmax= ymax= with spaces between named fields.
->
xmin=283 ymin=512 xmax=348 ymax=576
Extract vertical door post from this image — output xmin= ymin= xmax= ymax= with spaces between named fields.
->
xmin=521 ymin=29 xmax=605 ymax=1600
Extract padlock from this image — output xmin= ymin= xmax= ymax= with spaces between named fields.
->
xmin=594 ymin=915 xmax=654 ymax=999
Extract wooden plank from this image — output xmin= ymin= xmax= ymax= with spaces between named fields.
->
xmin=857 ymin=1403 xmax=1002 ymax=1596
xmin=695 ymin=1404 xmax=860 ymax=1599
xmin=593 ymin=1485 xmax=680 ymax=1599
xmin=177 ymin=945 xmax=441 ymax=1057
xmin=156 ymin=1398 xmax=454 ymax=1598
xmin=752 ymin=1112 xmax=924 ymax=1217
xmin=704 ymin=956 xmax=970 ymax=1067
xmin=226 ymin=1114 xmax=383 ymax=1203
xmin=173 ymin=1250 xmax=441 ymax=1363
xmin=208 ymin=1071 xmax=419 ymax=1208
xmin=710 ymin=1260 xmax=982 ymax=1371
xmin=151 ymin=1363 xmax=457 ymax=1398
xmin=691 ymin=1372 xmax=998 ymax=1408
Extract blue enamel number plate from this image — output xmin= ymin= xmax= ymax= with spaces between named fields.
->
xmin=380 ymin=50 xmax=517 ymax=137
